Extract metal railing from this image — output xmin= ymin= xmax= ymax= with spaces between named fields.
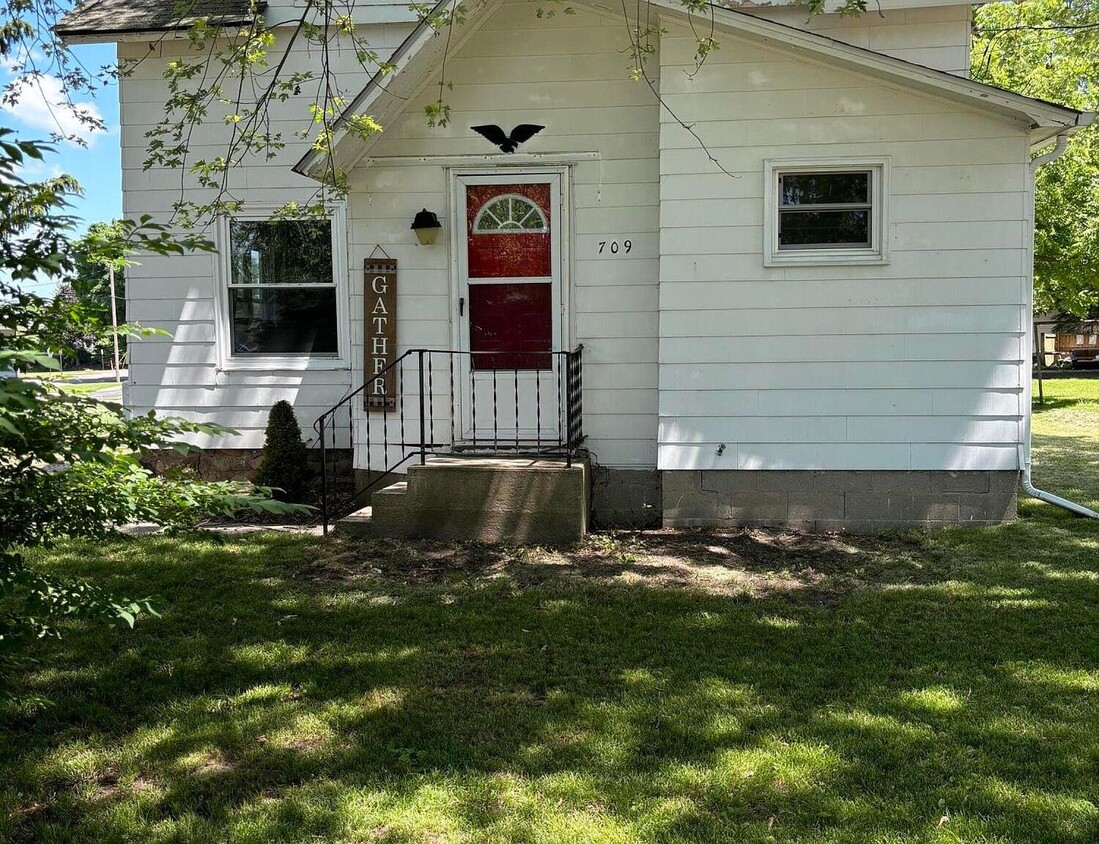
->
xmin=313 ymin=346 xmax=584 ymax=535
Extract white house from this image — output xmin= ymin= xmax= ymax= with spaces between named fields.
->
xmin=58 ymin=0 xmax=1093 ymax=533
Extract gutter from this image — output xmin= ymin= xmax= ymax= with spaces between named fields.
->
xmin=1022 ymin=124 xmax=1099 ymax=519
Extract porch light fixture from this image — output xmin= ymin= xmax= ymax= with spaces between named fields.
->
xmin=411 ymin=208 xmax=441 ymax=245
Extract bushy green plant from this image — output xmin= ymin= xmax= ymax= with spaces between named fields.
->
xmin=0 ymin=131 xmax=308 ymax=693
xmin=254 ymin=401 xmax=312 ymax=503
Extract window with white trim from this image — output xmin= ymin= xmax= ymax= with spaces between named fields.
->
xmin=226 ymin=218 xmax=339 ymax=356
xmin=765 ymin=159 xmax=888 ymax=266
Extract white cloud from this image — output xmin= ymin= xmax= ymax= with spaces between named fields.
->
xmin=2 ymin=72 xmax=106 ymax=146
xmin=15 ymin=157 xmax=64 ymax=182
xmin=0 ymin=47 xmax=31 ymax=75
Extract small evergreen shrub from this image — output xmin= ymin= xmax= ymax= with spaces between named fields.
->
xmin=254 ymin=401 xmax=311 ymax=502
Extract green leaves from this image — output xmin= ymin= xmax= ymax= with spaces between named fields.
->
xmin=973 ymin=0 xmax=1099 ymax=318
xmin=0 ymin=133 xmax=306 ymax=687
xmin=424 ymin=98 xmax=452 ymax=129
xmin=0 ymin=129 xmax=80 ymax=282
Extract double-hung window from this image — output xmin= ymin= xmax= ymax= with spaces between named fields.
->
xmin=222 ymin=216 xmax=343 ymax=362
xmin=765 ymin=159 xmax=888 ymax=266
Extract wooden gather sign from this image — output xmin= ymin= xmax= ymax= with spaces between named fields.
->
xmin=364 ymin=257 xmax=397 ymax=410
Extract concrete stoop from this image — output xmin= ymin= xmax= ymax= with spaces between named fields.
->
xmin=337 ymin=456 xmax=590 ymax=544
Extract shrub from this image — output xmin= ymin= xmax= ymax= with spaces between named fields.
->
xmin=0 ymin=131 xmax=308 ymax=696
xmin=254 ymin=401 xmax=311 ymax=502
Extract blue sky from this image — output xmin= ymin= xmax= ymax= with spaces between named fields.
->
xmin=2 ymin=41 xmax=121 ymax=295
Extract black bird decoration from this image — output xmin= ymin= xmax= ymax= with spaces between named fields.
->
xmin=471 ymin=124 xmax=545 ymax=153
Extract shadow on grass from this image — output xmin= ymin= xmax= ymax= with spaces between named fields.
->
xmin=1 ymin=522 xmax=1098 ymax=843
xmin=1031 ymin=395 xmax=1091 ymax=412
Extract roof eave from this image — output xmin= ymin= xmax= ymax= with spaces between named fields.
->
xmin=1029 ymin=112 xmax=1097 ymax=153
xmin=56 ymin=20 xmax=256 ymax=45
xmin=291 ymin=15 xmax=437 ymax=179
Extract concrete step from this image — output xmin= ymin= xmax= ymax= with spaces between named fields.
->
xmin=335 ymin=505 xmax=373 ymax=537
xmin=369 ymin=480 xmax=409 ymax=531
xmin=335 ymin=480 xmax=409 ymax=537
xmin=372 ymin=479 xmax=409 ymax=501
xmin=406 ymin=457 xmax=582 ymax=510
xmin=364 ymin=455 xmax=589 ymax=544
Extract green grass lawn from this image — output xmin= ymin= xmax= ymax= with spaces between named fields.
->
xmin=27 ymin=371 xmax=120 ymax=396
xmin=1030 ymin=377 xmax=1099 ymax=513
xmin=34 ymin=369 xmax=109 ymax=381
xmin=34 ymin=369 xmax=97 ymax=379
xmin=2 ymin=381 xmax=1098 ymax=843
xmin=51 ymin=380 xmax=120 ymax=397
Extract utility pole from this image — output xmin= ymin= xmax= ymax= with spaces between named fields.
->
xmin=109 ymin=262 xmax=121 ymax=388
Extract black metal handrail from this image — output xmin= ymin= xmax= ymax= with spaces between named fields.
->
xmin=313 ymin=346 xmax=584 ymax=535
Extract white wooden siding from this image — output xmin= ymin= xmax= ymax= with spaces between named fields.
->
xmin=347 ymin=3 xmax=660 ymax=469
xmin=745 ymin=5 xmax=973 ymax=77
xmin=120 ymin=24 xmax=412 ymax=448
xmin=656 ymin=27 xmax=1030 ymax=472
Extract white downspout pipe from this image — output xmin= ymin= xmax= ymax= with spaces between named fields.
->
xmin=1031 ymin=132 xmax=1069 ymax=168
xmin=1022 ymin=127 xmax=1099 ymax=519
xmin=1019 ymin=452 xmax=1099 ymax=517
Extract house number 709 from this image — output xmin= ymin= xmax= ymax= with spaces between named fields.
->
xmin=598 ymin=240 xmax=632 ymax=255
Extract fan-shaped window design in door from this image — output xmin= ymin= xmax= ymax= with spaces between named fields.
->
xmin=473 ymin=194 xmax=548 ymax=233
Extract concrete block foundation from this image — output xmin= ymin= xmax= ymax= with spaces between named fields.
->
xmin=591 ymin=466 xmax=662 ymax=528
xmin=661 ymin=470 xmax=1018 ymax=531
xmin=141 ymin=447 xmax=350 ymax=483
xmin=146 ymin=450 xmax=1019 ymax=534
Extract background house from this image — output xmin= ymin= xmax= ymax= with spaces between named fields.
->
xmin=1049 ymin=320 xmax=1099 ymax=366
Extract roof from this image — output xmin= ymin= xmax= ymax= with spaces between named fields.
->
xmin=295 ymin=0 xmax=1092 ymax=179
xmin=55 ymin=0 xmax=263 ymax=41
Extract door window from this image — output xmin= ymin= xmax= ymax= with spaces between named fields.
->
xmin=473 ymin=194 xmax=548 ymax=233
xmin=466 ymin=182 xmax=553 ymax=370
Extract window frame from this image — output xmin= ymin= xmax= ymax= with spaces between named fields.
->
xmin=213 ymin=205 xmax=349 ymax=371
xmin=472 ymin=193 xmax=549 ymax=234
xmin=763 ymin=158 xmax=890 ymax=267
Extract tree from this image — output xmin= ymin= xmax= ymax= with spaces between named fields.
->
xmin=52 ymin=282 xmax=98 ymax=367
xmin=972 ymin=0 xmax=1099 ymax=317
xmin=255 ymin=401 xmax=312 ymax=503
xmin=70 ymin=220 xmax=129 ymax=380
xmin=71 ymin=220 xmax=127 ymax=327
xmin=0 ymin=131 xmax=305 ymax=693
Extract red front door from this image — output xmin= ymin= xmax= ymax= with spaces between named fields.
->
xmin=456 ymin=172 xmax=563 ymax=441
xmin=465 ymin=182 xmax=554 ymax=370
